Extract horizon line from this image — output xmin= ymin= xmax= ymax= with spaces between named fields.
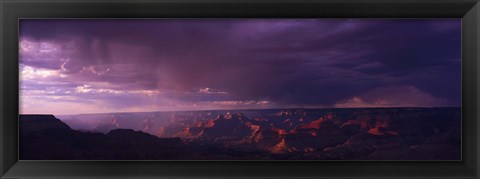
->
xmin=20 ymin=106 xmax=461 ymax=116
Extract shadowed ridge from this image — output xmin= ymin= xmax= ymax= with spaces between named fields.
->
xmin=106 ymin=128 xmax=181 ymax=144
xmin=19 ymin=115 xmax=186 ymax=160
xmin=19 ymin=114 xmax=72 ymax=132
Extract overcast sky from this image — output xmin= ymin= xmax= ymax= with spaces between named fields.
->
xmin=19 ymin=19 xmax=461 ymax=115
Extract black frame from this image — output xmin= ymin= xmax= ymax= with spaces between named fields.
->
xmin=1 ymin=0 xmax=479 ymax=178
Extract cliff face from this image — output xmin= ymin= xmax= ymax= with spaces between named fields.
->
xmin=20 ymin=115 xmax=72 ymax=132
xmin=19 ymin=115 xmax=186 ymax=160
xmin=19 ymin=107 xmax=461 ymax=160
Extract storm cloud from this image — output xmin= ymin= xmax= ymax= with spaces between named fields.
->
xmin=19 ymin=19 xmax=461 ymax=115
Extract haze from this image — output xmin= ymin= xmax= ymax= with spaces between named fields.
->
xmin=19 ymin=19 xmax=461 ymax=115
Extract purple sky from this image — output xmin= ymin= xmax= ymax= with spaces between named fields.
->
xmin=19 ymin=19 xmax=461 ymax=115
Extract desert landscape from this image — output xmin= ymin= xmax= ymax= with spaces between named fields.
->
xmin=20 ymin=107 xmax=460 ymax=160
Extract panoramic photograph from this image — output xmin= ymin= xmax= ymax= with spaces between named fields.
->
xmin=19 ymin=19 xmax=461 ymax=160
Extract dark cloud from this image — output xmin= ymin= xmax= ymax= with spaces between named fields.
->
xmin=19 ymin=19 xmax=461 ymax=114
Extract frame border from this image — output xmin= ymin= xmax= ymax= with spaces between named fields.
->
xmin=1 ymin=0 xmax=479 ymax=178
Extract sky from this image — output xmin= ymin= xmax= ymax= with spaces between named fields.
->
xmin=19 ymin=19 xmax=461 ymax=115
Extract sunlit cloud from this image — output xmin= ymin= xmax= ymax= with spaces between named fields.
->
xmin=211 ymin=100 xmax=271 ymax=106
xmin=74 ymin=84 xmax=163 ymax=96
xmin=198 ymin=87 xmax=228 ymax=94
xmin=334 ymin=86 xmax=450 ymax=108
xmin=20 ymin=65 xmax=66 ymax=79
